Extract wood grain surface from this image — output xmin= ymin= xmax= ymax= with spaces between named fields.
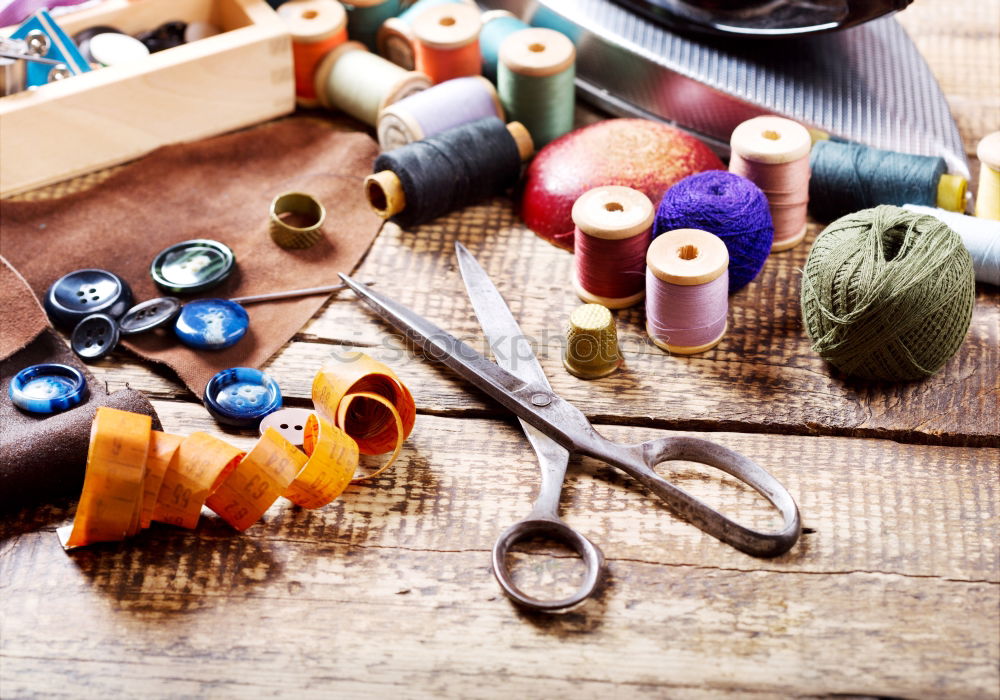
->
xmin=2 ymin=0 xmax=999 ymax=698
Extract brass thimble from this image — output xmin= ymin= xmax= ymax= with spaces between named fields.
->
xmin=563 ymin=304 xmax=622 ymax=379
xmin=269 ymin=192 xmax=326 ymax=249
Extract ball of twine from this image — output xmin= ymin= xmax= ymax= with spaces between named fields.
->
xmin=800 ymin=205 xmax=975 ymax=381
xmin=654 ymin=170 xmax=773 ymax=293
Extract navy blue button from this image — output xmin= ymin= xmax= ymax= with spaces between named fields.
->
xmin=173 ymin=298 xmax=248 ymax=350
xmin=71 ymin=314 xmax=119 ymax=362
xmin=150 ymin=239 xmax=235 ymax=294
xmin=203 ymin=367 xmax=282 ymax=427
xmin=44 ymin=269 xmax=133 ymax=329
xmin=118 ymin=297 xmax=182 ymax=335
xmin=9 ymin=363 xmax=88 ymax=415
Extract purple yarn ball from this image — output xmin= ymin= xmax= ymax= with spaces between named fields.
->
xmin=654 ymin=170 xmax=774 ymax=293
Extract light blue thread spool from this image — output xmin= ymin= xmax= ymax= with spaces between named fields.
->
xmin=479 ymin=10 xmax=529 ymax=82
xmin=498 ymin=27 xmax=575 ymax=149
xmin=344 ymin=0 xmax=402 ymax=51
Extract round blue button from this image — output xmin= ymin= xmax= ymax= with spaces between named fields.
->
xmin=9 ymin=363 xmax=88 ymax=415
xmin=173 ymin=298 xmax=249 ymax=350
xmin=203 ymin=367 xmax=282 ymax=427
xmin=44 ymin=269 xmax=133 ymax=329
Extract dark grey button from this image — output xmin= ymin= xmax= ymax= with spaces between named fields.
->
xmin=71 ymin=314 xmax=119 ymax=362
xmin=118 ymin=297 xmax=182 ymax=335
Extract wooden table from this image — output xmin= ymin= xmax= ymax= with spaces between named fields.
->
xmin=3 ymin=2 xmax=998 ymax=697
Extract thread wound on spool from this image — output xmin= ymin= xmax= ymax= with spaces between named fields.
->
xmin=376 ymin=76 xmax=503 ymax=151
xmin=655 ymin=170 xmax=773 ymax=293
xmin=413 ymin=3 xmax=482 ymax=84
xmin=344 ymin=0 xmax=402 ymax=51
xmin=975 ymin=131 xmax=1000 ymax=220
xmin=369 ymin=117 xmax=523 ymax=228
xmin=801 ymin=205 xmax=975 ymax=381
xmin=314 ymin=41 xmax=430 ymax=125
xmin=277 ymin=0 xmax=348 ymax=102
xmin=902 ymin=204 xmax=1000 ymax=285
xmin=729 ymin=116 xmax=811 ymax=253
xmin=498 ymin=27 xmax=575 ymax=149
xmin=376 ymin=0 xmax=475 ymax=69
xmin=808 ymin=140 xmax=966 ymax=222
xmin=479 ymin=10 xmax=529 ymax=81
xmin=572 ymin=185 xmax=654 ymax=309
xmin=645 ymin=228 xmax=729 ymax=354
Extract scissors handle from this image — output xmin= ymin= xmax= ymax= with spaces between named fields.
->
xmin=591 ymin=435 xmax=801 ymax=557
xmin=492 ymin=514 xmax=605 ymax=612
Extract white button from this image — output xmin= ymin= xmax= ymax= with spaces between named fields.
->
xmin=89 ymin=33 xmax=150 ymax=66
xmin=258 ymin=408 xmax=316 ymax=447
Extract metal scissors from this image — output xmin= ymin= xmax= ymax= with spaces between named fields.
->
xmin=339 ymin=242 xmax=801 ymax=611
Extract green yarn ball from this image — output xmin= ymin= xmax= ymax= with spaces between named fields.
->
xmin=801 ymin=205 xmax=975 ymax=381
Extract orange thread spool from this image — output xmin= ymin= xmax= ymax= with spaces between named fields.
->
xmin=412 ymin=3 xmax=481 ymax=84
xmin=278 ymin=0 xmax=349 ymax=105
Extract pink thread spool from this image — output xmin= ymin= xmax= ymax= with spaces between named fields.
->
xmin=645 ymin=228 xmax=729 ymax=355
xmin=572 ymin=185 xmax=654 ymax=309
xmin=729 ymin=116 xmax=812 ymax=252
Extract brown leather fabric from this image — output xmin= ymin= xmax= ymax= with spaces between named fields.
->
xmin=0 ymin=117 xmax=383 ymax=397
xmin=0 ymin=263 xmax=160 ymax=511
xmin=0 ymin=256 xmax=48 ymax=360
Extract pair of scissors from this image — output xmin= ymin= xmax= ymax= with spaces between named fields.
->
xmin=339 ymin=242 xmax=801 ymax=611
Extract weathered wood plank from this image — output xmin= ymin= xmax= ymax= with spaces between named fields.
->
xmin=89 ymin=204 xmax=1000 ymax=446
xmin=2 ymin=406 xmax=997 ymax=698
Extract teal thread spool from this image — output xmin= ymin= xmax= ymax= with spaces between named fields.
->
xmin=377 ymin=0 xmax=475 ymax=69
xmin=479 ymin=10 xmax=529 ymax=82
xmin=498 ymin=27 xmax=575 ymax=149
xmin=800 ymin=205 xmax=975 ymax=382
xmin=344 ymin=0 xmax=402 ymax=51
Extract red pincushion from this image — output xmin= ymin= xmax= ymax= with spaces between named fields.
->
xmin=520 ymin=119 xmax=725 ymax=250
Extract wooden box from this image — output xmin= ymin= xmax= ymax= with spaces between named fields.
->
xmin=0 ymin=0 xmax=295 ymax=196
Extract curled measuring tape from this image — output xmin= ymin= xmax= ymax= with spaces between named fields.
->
xmin=58 ymin=352 xmax=415 ymax=549
xmin=312 ymin=351 xmax=416 ymax=480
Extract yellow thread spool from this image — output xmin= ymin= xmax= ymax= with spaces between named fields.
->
xmin=975 ymin=131 xmax=1000 ymax=220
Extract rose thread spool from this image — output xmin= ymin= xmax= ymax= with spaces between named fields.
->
xmin=729 ymin=116 xmax=812 ymax=252
xmin=975 ymin=131 xmax=1000 ymax=220
xmin=412 ymin=3 xmax=482 ymax=84
xmin=364 ymin=117 xmax=534 ymax=229
xmin=342 ymin=0 xmax=402 ymax=51
xmin=572 ymin=186 xmax=654 ymax=309
xmin=809 ymin=139 xmax=969 ymax=222
xmin=646 ymin=229 xmax=729 ymax=355
xmin=377 ymin=0 xmax=475 ymax=69
xmin=654 ymin=170 xmax=773 ymax=293
xmin=314 ymin=41 xmax=430 ymax=126
xmin=498 ymin=27 xmax=575 ymax=149
xmin=478 ymin=9 xmax=529 ymax=81
xmin=377 ymin=76 xmax=503 ymax=150
xmin=277 ymin=0 xmax=348 ymax=106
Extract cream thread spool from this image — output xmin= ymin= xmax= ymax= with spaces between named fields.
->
xmin=377 ymin=0 xmax=476 ymax=70
xmin=572 ymin=185 xmax=654 ymax=310
xmin=412 ymin=3 xmax=482 ymax=84
xmin=376 ymin=76 xmax=503 ymax=150
xmin=313 ymin=41 xmax=431 ymax=125
xmin=975 ymin=131 xmax=1000 ymax=220
xmin=497 ymin=27 xmax=576 ymax=149
xmin=730 ymin=116 xmax=812 ymax=252
xmin=277 ymin=0 xmax=349 ymax=107
xmin=645 ymin=229 xmax=729 ymax=355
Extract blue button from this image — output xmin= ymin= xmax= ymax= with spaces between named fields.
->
xmin=203 ymin=367 xmax=282 ymax=427
xmin=173 ymin=298 xmax=248 ymax=350
xmin=118 ymin=297 xmax=182 ymax=335
xmin=70 ymin=314 xmax=119 ymax=362
xmin=44 ymin=269 xmax=133 ymax=329
xmin=9 ymin=363 xmax=88 ymax=415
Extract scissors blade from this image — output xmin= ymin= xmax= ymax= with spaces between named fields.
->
xmin=454 ymin=241 xmax=552 ymax=392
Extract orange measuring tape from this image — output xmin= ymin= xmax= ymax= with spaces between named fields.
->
xmin=59 ymin=352 xmax=415 ymax=549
